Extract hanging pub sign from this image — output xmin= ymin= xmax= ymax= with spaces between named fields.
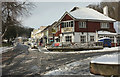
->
xmin=52 ymin=28 xmax=56 ymax=34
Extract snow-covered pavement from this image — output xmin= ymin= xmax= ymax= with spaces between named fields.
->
xmin=44 ymin=57 xmax=95 ymax=75
xmin=44 ymin=54 xmax=106 ymax=76
xmin=43 ymin=47 xmax=120 ymax=76
xmin=2 ymin=46 xmax=119 ymax=76
xmin=0 ymin=47 xmax=13 ymax=54
xmin=44 ymin=46 xmax=120 ymax=54
xmin=44 ymin=52 xmax=119 ymax=76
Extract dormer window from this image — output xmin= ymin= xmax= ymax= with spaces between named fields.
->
xmin=101 ymin=22 xmax=110 ymax=29
xmin=79 ymin=22 xmax=86 ymax=28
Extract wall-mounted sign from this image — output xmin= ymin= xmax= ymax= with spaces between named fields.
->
xmin=61 ymin=27 xmax=73 ymax=33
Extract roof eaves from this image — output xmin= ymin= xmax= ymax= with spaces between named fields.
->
xmin=75 ymin=18 xmax=116 ymax=22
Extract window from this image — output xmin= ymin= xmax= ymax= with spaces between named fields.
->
xmin=101 ymin=22 xmax=110 ymax=28
xmin=65 ymin=36 xmax=72 ymax=42
xmin=67 ymin=22 xmax=69 ymax=27
xmin=71 ymin=21 xmax=73 ymax=27
xmin=56 ymin=38 xmax=60 ymax=42
xmin=80 ymin=36 xmax=86 ymax=43
xmin=117 ymin=37 xmax=120 ymax=44
xmin=64 ymin=23 xmax=67 ymax=27
xmin=79 ymin=22 xmax=86 ymax=28
xmin=61 ymin=23 xmax=64 ymax=28
xmin=104 ymin=36 xmax=109 ymax=38
xmin=61 ymin=21 xmax=74 ymax=28
xmin=110 ymin=36 xmax=114 ymax=43
xmin=90 ymin=36 xmax=94 ymax=42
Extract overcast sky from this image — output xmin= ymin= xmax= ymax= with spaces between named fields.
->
xmin=22 ymin=2 xmax=100 ymax=29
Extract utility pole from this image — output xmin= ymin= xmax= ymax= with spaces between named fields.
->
xmin=0 ymin=1 xmax=2 ymax=47
xmin=0 ymin=1 xmax=2 ymax=77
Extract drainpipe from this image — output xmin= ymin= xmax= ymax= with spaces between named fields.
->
xmin=53 ymin=34 xmax=55 ymax=42
xmin=96 ymin=30 xmax=98 ymax=42
xmin=86 ymin=20 xmax=89 ymax=46
xmin=114 ymin=35 xmax=117 ymax=47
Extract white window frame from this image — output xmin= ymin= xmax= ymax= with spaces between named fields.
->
xmin=79 ymin=21 xmax=86 ymax=28
xmin=61 ymin=21 xmax=74 ymax=28
xmin=80 ymin=36 xmax=86 ymax=43
xmin=117 ymin=37 xmax=120 ymax=44
xmin=110 ymin=36 xmax=114 ymax=43
xmin=65 ymin=36 xmax=72 ymax=42
xmin=101 ymin=22 xmax=110 ymax=29
xmin=90 ymin=36 xmax=94 ymax=42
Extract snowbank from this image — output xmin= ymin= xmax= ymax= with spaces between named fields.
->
xmin=91 ymin=53 xmax=120 ymax=64
xmin=0 ymin=47 xmax=13 ymax=54
xmin=98 ymin=31 xmax=117 ymax=35
xmin=44 ymin=46 xmax=120 ymax=54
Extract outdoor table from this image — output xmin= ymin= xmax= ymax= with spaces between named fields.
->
xmin=90 ymin=53 xmax=120 ymax=77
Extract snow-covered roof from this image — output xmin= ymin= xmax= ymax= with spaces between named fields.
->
xmin=98 ymin=37 xmax=111 ymax=40
xmin=36 ymin=30 xmax=41 ymax=34
xmin=69 ymin=7 xmax=115 ymax=21
xmin=35 ymin=26 xmax=47 ymax=34
xmin=98 ymin=31 xmax=117 ymax=35
xmin=114 ymin=21 xmax=120 ymax=34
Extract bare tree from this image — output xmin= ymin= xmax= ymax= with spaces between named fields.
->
xmin=1 ymin=0 xmax=35 ymax=38
xmin=87 ymin=1 xmax=120 ymax=21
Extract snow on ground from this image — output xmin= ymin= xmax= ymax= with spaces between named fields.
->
xmin=28 ymin=48 xmax=38 ymax=51
xmin=0 ymin=47 xmax=13 ymax=54
xmin=91 ymin=53 xmax=120 ymax=64
xmin=44 ymin=56 xmax=99 ymax=75
xmin=43 ymin=47 xmax=120 ymax=75
xmin=44 ymin=52 xmax=119 ymax=75
xmin=44 ymin=46 xmax=120 ymax=54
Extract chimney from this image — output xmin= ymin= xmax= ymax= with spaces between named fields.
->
xmin=70 ymin=7 xmax=79 ymax=12
xmin=103 ymin=6 xmax=108 ymax=16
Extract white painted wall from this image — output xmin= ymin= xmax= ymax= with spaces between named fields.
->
xmin=59 ymin=31 xmax=118 ymax=44
xmin=60 ymin=33 xmax=74 ymax=43
xmin=74 ymin=32 xmax=96 ymax=43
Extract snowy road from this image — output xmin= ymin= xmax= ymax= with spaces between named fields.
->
xmin=2 ymin=46 xmax=120 ymax=77
xmin=0 ymin=47 xmax=13 ymax=54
